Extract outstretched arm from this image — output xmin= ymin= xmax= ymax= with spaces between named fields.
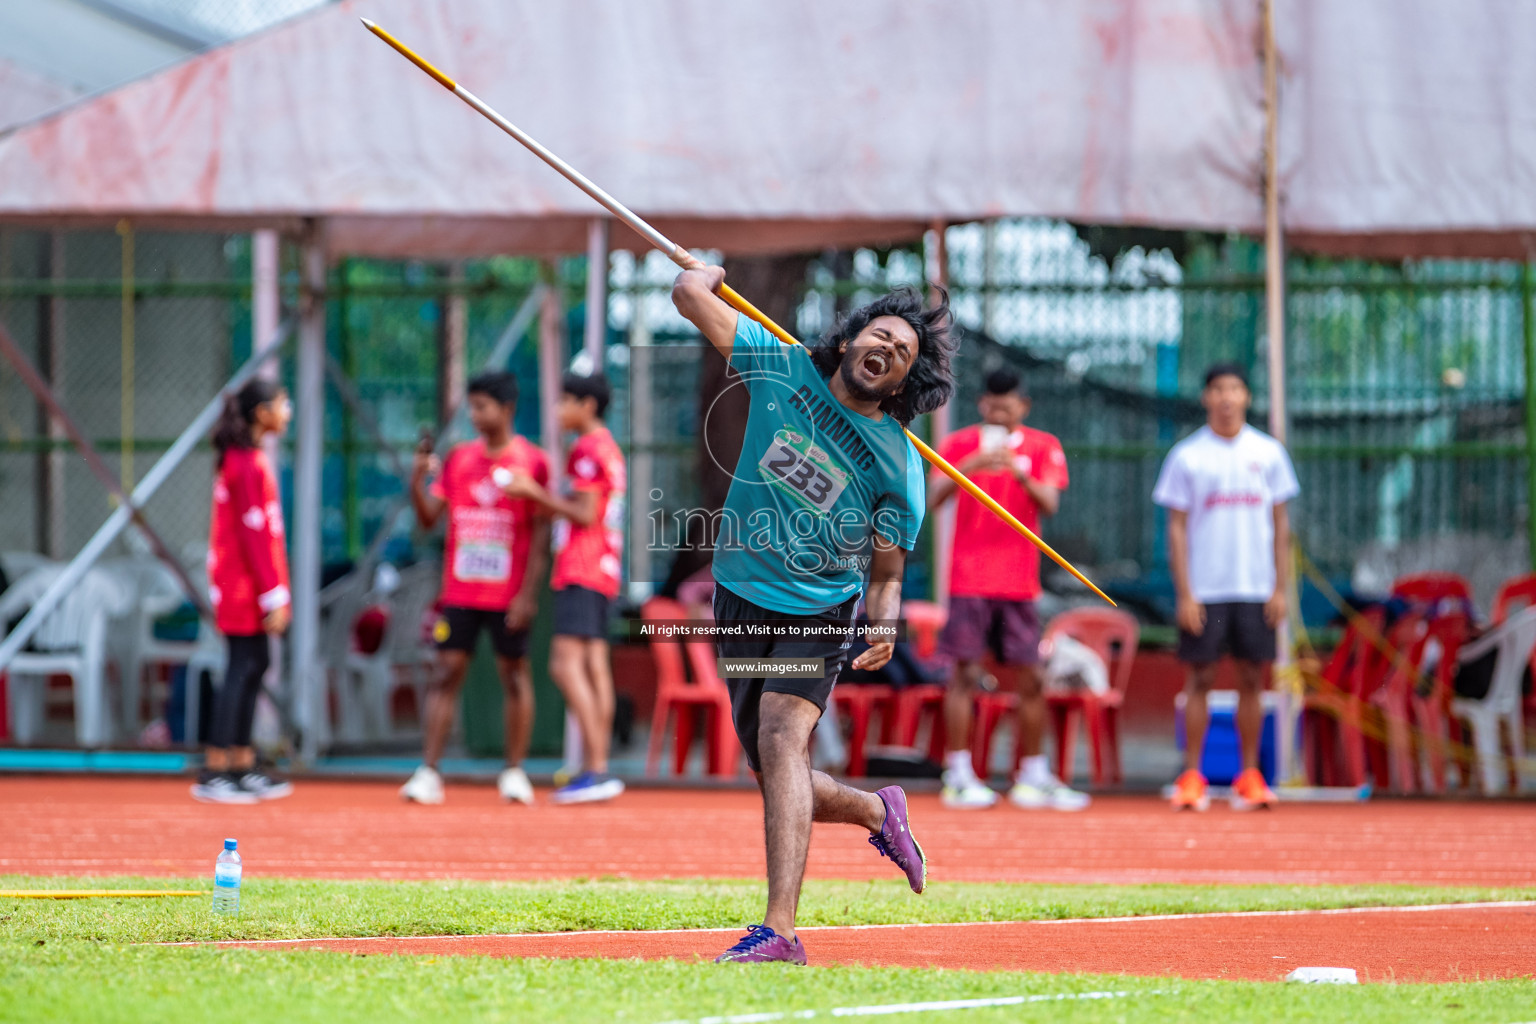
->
xmin=671 ymin=266 xmax=738 ymax=360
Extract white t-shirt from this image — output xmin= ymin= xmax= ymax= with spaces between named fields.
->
xmin=1152 ymin=425 xmax=1300 ymax=603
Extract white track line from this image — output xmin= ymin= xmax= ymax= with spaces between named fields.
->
xmin=654 ymin=990 xmax=1158 ymax=1024
xmin=162 ymin=899 xmax=1536 ymax=948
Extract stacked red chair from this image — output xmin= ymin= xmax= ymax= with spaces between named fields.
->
xmin=1040 ymin=607 xmax=1140 ymax=786
xmin=642 ymin=597 xmax=740 ymax=778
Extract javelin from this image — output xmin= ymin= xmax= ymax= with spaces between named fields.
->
xmin=361 ymin=18 xmax=1114 ymax=606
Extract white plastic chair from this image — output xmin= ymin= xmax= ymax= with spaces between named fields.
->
xmin=339 ymin=561 xmax=441 ymax=740
xmin=0 ymin=566 xmax=134 ymax=747
xmin=1450 ymin=606 xmax=1536 ymax=795
xmin=99 ymin=557 xmax=203 ymax=734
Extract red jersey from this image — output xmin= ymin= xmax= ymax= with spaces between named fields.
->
xmin=208 ymin=447 xmax=290 ymax=636
xmin=937 ymin=423 xmax=1069 ymax=601
xmin=431 ymin=436 xmax=550 ymax=611
xmin=551 ymin=426 xmax=627 ymax=600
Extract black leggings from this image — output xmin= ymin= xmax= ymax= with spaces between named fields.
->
xmin=210 ymin=634 xmax=270 ymax=749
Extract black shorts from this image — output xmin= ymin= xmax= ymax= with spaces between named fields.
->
xmin=1178 ymin=601 xmax=1276 ymax=664
xmin=713 ymin=585 xmax=859 ymax=772
xmin=553 ymin=585 xmax=611 ymax=640
xmin=433 ymin=605 xmax=529 ymax=660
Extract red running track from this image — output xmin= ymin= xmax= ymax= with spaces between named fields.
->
xmin=3 ymin=777 xmax=1535 ymax=886
xmin=198 ymin=904 xmax=1536 ymax=982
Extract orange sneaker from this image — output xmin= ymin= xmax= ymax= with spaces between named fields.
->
xmin=1170 ymin=769 xmax=1209 ymax=812
xmin=1230 ymin=768 xmax=1277 ymax=811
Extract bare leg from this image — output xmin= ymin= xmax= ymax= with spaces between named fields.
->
xmin=1235 ymin=661 xmax=1266 ymax=772
xmin=551 ymin=636 xmax=611 ymax=773
xmin=943 ymin=660 xmax=983 ymax=754
xmin=810 ymin=769 xmax=885 ymax=830
xmin=497 ymin=656 xmax=534 ymax=767
xmin=586 ymin=639 xmax=615 ymax=771
xmin=1014 ymin=664 xmax=1046 ymax=760
xmin=230 ymin=746 xmax=256 ymax=772
xmin=205 ymin=748 xmax=230 ymax=771
xmin=1182 ymin=663 xmax=1217 ymax=773
xmin=422 ymin=650 xmax=472 ymax=769
xmin=754 ymin=691 xmax=823 ymax=940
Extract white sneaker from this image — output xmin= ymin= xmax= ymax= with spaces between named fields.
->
xmin=940 ymin=769 xmax=998 ymax=809
xmin=498 ymin=766 xmax=534 ymax=805
xmin=400 ymin=765 xmax=445 ymax=805
xmin=1008 ymin=777 xmax=1091 ymax=811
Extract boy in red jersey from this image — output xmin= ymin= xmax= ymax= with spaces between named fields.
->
xmin=194 ymin=378 xmax=294 ymax=804
xmin=400 ymin=372 xmax=550 ymax=806
xmin=503 ymin=371 xmax=627 ymax=805
xmin=931 ymin=368 xmax=1088 ymax=811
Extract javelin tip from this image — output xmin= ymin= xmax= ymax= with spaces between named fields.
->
xmin=360 ymin=17 xmax=377 ymax=29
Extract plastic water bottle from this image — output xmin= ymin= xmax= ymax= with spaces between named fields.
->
xmin=213 ymin=838 xmax=241 ymax=915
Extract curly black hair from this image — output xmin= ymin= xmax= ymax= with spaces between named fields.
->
xmin=805 ymin=286 xmax=957 ymax=426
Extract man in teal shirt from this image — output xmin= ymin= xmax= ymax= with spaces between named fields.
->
xmin=673 ymin=265 xmax=955 ymax=964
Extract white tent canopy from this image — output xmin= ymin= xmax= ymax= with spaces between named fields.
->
xmin=3 ymin=0 xmax=1527 ymax=258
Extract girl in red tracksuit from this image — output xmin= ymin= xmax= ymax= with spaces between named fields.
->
xmin=192 ymin=378 xmax=294 ymax=804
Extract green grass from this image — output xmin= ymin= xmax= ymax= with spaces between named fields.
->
xmin=2 ymin=875 xmax=1533 ymax=944
xmin=4 ymin=876 xmax=1532 ymax=1022
xmin=3 ymin=945 xmax=1533 ymax=1024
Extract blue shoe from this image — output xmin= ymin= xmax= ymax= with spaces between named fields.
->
xmin=551 ymin=771 xmax=625 ymax=805
xmin=714 ymin=924 xmax=807 ymax=964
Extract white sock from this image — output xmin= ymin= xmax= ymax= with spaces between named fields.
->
xmin=944 ymin=750 xmax=976 ymax=781
xmin=1019 ymin=754 xmax=1052 ymax=787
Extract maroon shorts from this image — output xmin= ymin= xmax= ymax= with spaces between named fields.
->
xmin=937 ymin=597 xmax=1042 ymax=665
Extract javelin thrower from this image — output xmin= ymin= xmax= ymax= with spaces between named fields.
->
xmin=362 ymin=17 xmax=1109 ymax=964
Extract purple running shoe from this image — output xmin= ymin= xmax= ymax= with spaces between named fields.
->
xmin=714 ymin=924 xmax=807 ymax=964
xmin=870 ymin=785 xmax=927 ymax=894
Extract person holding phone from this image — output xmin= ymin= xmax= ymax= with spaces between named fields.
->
xmin=400 ymin=372 xmax=551 ymax=806
xmin=930 ymin=368 xmax=1085 ymax=811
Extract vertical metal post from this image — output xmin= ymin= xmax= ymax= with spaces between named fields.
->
xmin=117 ymin=220 xmax=135 ymax=493
xmin=627 ymin=281 xmax=653 ymax=598
xmin=338 ymin=258 xmax=359 ymax=558
xmin=584 ymin=217 xmax=609 ymax=371
xmin=437 ymin=262 xmax=467 ymax=427
xmin=538 ymin=261 xmax=566 ymax=471
xmin=1263 ymin=0 xmax=1287 ymax=445
xmin=1263 ymin=0 xmax=1299 ymax=785
xmin=1523 ymin=259 xmax=1536 ymax=571
xmin=293 ymin=225 xmax=328 ymax=763
xmin=926 ymin=221 xmax=953 ymax=606
xmin=36 ymin=232 xmax=66 ymax=558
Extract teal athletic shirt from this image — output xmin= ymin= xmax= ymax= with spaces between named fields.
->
xmin=711 ymin=315 xmax=926 ymax=614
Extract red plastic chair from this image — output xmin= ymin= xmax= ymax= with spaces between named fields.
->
xmin=642 ymin=597 xmax=739 ymax=777
xmin=969 ymin=685 xmax=1019 ymax=780
xmin=1492 ymin=575 xmax=1536 ymax=739
xmin=1301 ymin=608 xmax=1386 ymax=787
xmin=1390 ymin=572 xmax=1472 ymax=606
xmin=1041 ymin=608 xmax=1140 ymax=786
xmin=879 ymin=600 xmax=948 ymax=761
xmin=1371 ymin=610 xmax=1469 ymax=793
xmin=831 ymin=684 xmax=894 ymax=776
xmin=902 ymin=600 xmax=946 ymax=661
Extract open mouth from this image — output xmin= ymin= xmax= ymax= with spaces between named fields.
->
xmin=862 ymin=351 xmax=891 ymax=377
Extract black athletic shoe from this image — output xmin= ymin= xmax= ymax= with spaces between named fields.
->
xmin=191 ymin=771 xmax=258 ymax=805
xmin=237 ymin=769 xmax=294 ymax=801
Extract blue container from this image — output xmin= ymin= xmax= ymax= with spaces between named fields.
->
xmin=1174 ymin=692 xmax=1278 ymax=785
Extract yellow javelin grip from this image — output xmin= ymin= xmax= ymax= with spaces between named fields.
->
xmin=362 ymin=18 xmax=1115 ymax=607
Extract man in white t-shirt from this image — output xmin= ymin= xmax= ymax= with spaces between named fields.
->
xmin=1152 ymin=363 xmax=1299 ymax=812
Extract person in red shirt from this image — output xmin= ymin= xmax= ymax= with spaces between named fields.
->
xmin=192 ymin=378 xmax=294 ymax=805
xmin=504 ymin=371 xmax=627 ymax=805
xmin=931 ymin=369 xmax=1088 ymax=811
xmin=400 ymin=372 xmax=551 ymax=806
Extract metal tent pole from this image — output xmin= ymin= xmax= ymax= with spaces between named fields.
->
xmin=584 ymin=217 xmax=610 ymax=371
xmin=292 ymin=226 xmax=328 ymax=763
xmin=1262 ymin=0 xmax=1300 ymax=785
